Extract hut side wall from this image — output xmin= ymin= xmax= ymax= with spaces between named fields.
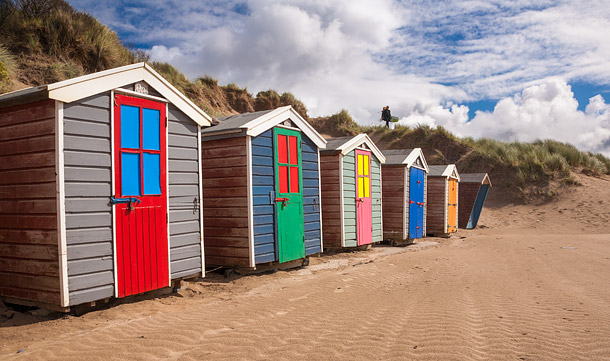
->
xmin=426 ymin=177 xmax=447 ymax=235
xmin=302 ymin=135 xmax=322 ymax=255
xmin=202 ymin=136 xmax=249 ymax=267
xmin=342 ymin=151 xmax=357 ymax=247
xmin=167 ymin=105 xmax=203 ymax=279
xmin=0 ymin=99 xmax=60 ymax=306
xmin=371 ymin=156 xmax=382 ymax=242
xmin=458 ymin=183 xmax=479 ymax=228
xmin=381 ymin=166 xmax=404 ymax=240
xmin=252 ymin=130 xmax=276 ymax=263
xmin=320 ymin=154 xmax=342 ymax=248
xmin=63 ymin=94 xmax=114 ymax=305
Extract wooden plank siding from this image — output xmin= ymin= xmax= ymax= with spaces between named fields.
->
xmin=201 ymin=136 xmax=250 ymax=267
xmin=458 ymin=183 xmax=480 ymax=228
xmin=382 ymin=166 xmax=405 ymax=240
xmin=320 ymin=154 xmax=342 ymax=248
xmin=63 ymin=93 xmax=115 ymax=305
xmin=342 ymin=151 xmax=357 ymax=247
xmin=370 ymin=155 xmax=383 ymax=242
xmin=426 ymin=177 xmax=448 ymax=235
xmin=250 ymin=130 xmax=276 ymax=263
xmin=0 ymin=99 xmax=61 ymax=305
xmin=167 ymin=105 xmax=203 ymax=279
xmin=301 ymin=135 xmax=322 ymax=256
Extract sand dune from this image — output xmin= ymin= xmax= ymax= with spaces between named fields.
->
xmin=1 ymin=175 xmax=609 ymax=360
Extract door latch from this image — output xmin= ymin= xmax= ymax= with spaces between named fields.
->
xmin=110 ymin=196 xmax=141 ymax=211
xmin=275 ymin=197 xmax=289 ymax=207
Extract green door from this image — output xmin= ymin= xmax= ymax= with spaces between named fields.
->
xmin=274 ymin=127 xmax=305 ymax=263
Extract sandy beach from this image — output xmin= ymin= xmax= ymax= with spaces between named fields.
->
xmin=1 ymin=174 xmax=609 ymax=360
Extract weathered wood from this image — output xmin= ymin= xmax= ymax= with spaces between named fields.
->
xmin=202 ymin=217 xmax=248 ymax=228
xmin=204 ymin=246 xmax=250 ymax=258
xmin=0 ymin=167 xmax=56 ymax=185
xmin=203 ymin=207 xmax=250 ymax=218
xmin=0 ymin=100 xmax=54 ymax=128
xmin=0 ymin=243 xmax=57 ymax=261
xmin=0 ymin=135 xmax=55 ymax=156
xmin=202 ymin=177 xmax=248 ymax=188
xmin=0 ymin=229 xmax=57 ymax=245
xmin=0 ymin=214 xmax=57 ymax=230
xmin=204 ymin=236 xmax=249 ymax=248
xmin=204 ymin=226 xmax=248 ymax=237
xmin=0 ymin=151 xmax=55 ymax=170
xmin=0 ymin=199 xmax=56 ymax=214
xmin=202 ymin=197 xmax=248 ymax=208
xmin=201 ymin=145 xmax=246 ymax=158
xmin=0 ymin=272 xmax=59 ymax=292
xmin=201 ymin=136 xmax=245 ymax=150
xmin=205 ymin=255 xmax=249 ymax=268
xmin=0 ymin=257 xmax=59 ymax=277
xmin=0 ymin=287 xmax=60 ymax=305
xmin=202 ymin=156 xmax=247 ymax=169
xmin=201 ymin=166 xmax=248 ymax=179
xmin=201 ymin=186 xmax=248 ymax=198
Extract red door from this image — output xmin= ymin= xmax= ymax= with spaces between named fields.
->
xmin=113 ymin=94 xmax=168 ymax=298
xmin=356 ymin=150 xmax=373 ymax=246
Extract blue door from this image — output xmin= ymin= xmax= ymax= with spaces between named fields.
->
xmin=467 ymin=185 xmax=489 ymax=229
xmin=408 ymin=167 xmax=425 ymax=239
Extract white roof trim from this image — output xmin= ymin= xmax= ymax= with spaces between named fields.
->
xmin=432 ymin=164 xmax=460 ymax=180
xmin=481 ymin=173 xmax=491 ymax=186
xmin=244 ymin=106 xmax=327 ymax=148
xmin=335 ymin=134 xmax=386 ymax=163
xmin=46 ymin=63 xmax=211 ymax=126
xmin=404 ymin=148 xmax=429 ymax=173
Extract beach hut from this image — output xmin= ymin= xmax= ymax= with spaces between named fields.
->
xmin=458 ymin=173 xmax=492 ymax=229
xmin=426 ymin=165 xmax=460 ymax=236
xmin=319 ymin=134 xmax=386 ymax=249
xmin=200 ymin=106 xmax=326 ymax=269
xmin=0 ymin=63 xmax=210 ymax=311
xmin=381 ymin=149 xmax=429 ymax=244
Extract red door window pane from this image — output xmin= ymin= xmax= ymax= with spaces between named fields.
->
xmin=279 ymin=165 xmax=288 ymax=193
xmin=278 ymin=135 xmax=288 ymax=164
xmin=290 ymin=166 xmax=299 ymax=193
xmin=289 ymin=136 xmax=298 ymax=165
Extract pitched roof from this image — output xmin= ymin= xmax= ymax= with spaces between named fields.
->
xmin=381 ymin=148 xmax=429 ymax=172
xmin=201 ymin=106 xmax=327 ymax=148
xmin=321 ymin=134 xmax=385 ymax=163
xmin=428 ymin=164 xmax=460 ymax=180
xmin=459 ymin=173 xmax=492 ymax=186
xmin=0 ymin=63 xmax=211 ymax=126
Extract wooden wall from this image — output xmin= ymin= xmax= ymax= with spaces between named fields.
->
xmin=458 ymin=183 xmax=479 ymax=228
xmin=0 ymin=99 xmax=60 ymax=306
xmin=201 ymin=136 xmax=250 ymax=267
xmin=382 ymin=166 xmax=404 ymax=241
xmin=301 ymin=135 xmax=322 ymax=256
xmin=320 ymin=153 xmax=342 ymax=248
xmin=251 ymin=130 xmax=276 ymax=263
xmin=426 ymin=177 xmax=447 ymax=235
xmin=370 ymin=156 xmax=383 ymax=242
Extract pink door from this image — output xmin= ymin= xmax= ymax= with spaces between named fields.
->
xmin=356 ymin=150 xmax=373 ymax=245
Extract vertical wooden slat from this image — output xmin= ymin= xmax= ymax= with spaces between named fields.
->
xmin=143 ymin=207 xmax=151 ymax=291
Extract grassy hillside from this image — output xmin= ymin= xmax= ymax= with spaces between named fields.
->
xmin=312 ymin=111 xmax=610 ymax=202
xmin=1 ymin=0 xmax=608 ymax=202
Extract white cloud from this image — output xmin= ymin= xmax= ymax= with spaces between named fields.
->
xmin=401 ymin=79 xmax=610 ymax=155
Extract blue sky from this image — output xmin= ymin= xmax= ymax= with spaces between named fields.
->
xmin=68 ymin=0 xmax=610 ymax=154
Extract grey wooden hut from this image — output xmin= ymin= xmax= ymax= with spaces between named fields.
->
xmin=319 ymin=134 xmax=385 ymax=249
xmin=0 ymin=63 xmax=210 ymax=310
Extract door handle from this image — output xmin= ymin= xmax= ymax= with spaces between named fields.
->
xmin=409 ymin=200 xmax=415 ymax=204
xmin=356 ymin=198 xmax=364 ymax=203
xmin=110 ymin=196 xmax=140 ymax=211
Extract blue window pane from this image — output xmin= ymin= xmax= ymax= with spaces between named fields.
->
xmin=143 ymin=108 xmax=160 ymax=150
xmin=121 ymin=152 xmax=141 ymax=196
xmin=143 ymin=153 xmax=161 ymax=195
xmin=121 ymin=105 xmax=140 ymax=149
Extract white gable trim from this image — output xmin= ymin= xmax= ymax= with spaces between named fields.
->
xmin=46 ymin=63 xmax=211 ymax=126
xmin=335 ymin=134 xmax=386 ymax=163
xmin=433 ymin=164 xmax=460 ymax=180
xmin=404 ymin=148 xmax=429 ymax=173
xmin=244 ymin=106 xmax=327 ymax=148
xmin=482 ymin=173 xmax=491 ymax=186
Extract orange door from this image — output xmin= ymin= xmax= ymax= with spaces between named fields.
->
xmin=447 ymin=178 xmax=458 ymax=233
